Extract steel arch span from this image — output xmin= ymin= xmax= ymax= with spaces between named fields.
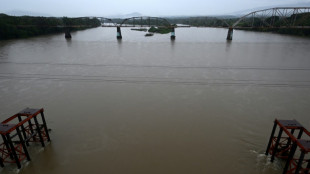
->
xmin=226 ymin=7 xmax=310 ymax=40
xmin=232 ymin=7 xmax=310 ymax=28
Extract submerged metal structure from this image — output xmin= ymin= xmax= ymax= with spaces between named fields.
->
xmin=266 ymin=119 xmax=310 ymax=174
xmin=0 ymin=108 xmax=51 ymax=169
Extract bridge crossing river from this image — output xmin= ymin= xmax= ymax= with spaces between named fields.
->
xmin=7 ymin=7 xmax=309 ymax=41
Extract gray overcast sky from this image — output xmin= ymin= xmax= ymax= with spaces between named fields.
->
xmin=1 ymin=0 xmax=310 ymax=17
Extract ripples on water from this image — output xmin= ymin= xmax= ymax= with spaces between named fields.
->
xmin=0 ymin=27 xmax=310 ymax=174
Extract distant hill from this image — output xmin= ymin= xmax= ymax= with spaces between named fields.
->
xmin=163 ymin=15 xmax=237 ymax=19
xmin=107 ymin=12 xmax=143 ymax=19
xmin=4 ymin=10 xmax=51 ymax=17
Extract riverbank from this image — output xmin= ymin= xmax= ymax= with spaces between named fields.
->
xmin=0 ymin=14 xmax=101 ymax=40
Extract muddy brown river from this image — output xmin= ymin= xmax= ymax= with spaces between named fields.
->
xmin=0 ymin=27 xmax=310 ymax=174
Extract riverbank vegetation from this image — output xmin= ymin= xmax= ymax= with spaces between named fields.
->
xmin=234 ymin=13 xmax=310 ymax=37
xmin=0 ymin=14 xmax=101 ymax=40
xmin=131 ymin=28 xmax=148 ymax=31
xmin=167 ymin=17 xmax=232 ymax=27
xmin=148 ymin=26 xmax=171 ymax=34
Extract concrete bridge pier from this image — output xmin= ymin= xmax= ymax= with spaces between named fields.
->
xmin=65 ymin=28 xmax=72 ymax=39
xmin=226 ymin=27 xmax=233 ymax=40
xmin=170 ymin=27 xmax=176 ymax=40
xmin=117 ymin=26 xmax=122 ymax=39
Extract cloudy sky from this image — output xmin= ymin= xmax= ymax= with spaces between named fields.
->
xmin=1 ymin=0 xmax=310 ymax=17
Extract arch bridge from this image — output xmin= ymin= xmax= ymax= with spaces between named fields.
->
xmin=227 ymin=7 xmax=310 ymax=40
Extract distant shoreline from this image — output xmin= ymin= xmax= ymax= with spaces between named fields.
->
xmin=0 ymin=14 xmax=101 ymax=40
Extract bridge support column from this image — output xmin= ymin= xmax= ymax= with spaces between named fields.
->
xmin=65 ymin=29 xmax=71 ymax=39
xmin=226 ymin=27 xmax=233 ymax=40
xmin=117 ymin=26 xmax=122 ymax=40
xmin=170 ymin=27 xmax=176 ymax=40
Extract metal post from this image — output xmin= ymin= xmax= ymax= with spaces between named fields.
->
xmin=33 ymin=116 xmax=45 ymax=147
xmin=283 ymin=142 xmax=297 ymax=174
xmin=65 ymin=28 xmax=72 ymax=39
xmin=27 ymin=120 xmax=36 ymax=142
xmin=6 ymin=134 xmax=21 ymax=169
xmin=305 ymin=160 xmax=310 ymax=174
xmin=285 ymin=129 xmax=295 ymax=150
xmin=16 ymin=127 xmax=31 ymax=161
xmin=251 ymin=13 xmax=255 ymax=27
xmin=226 ymin=27 xmax=233 ymax=40
xmin=271 ymin=128 xmax=283 ymax=162
xmin=295 ymin=151 xmax=305 ymax=174
xmin=171 ymin=27 xmax=176 ymax=40
xmin=271 ymin=9 xmax=276 ymax=26
xmin=1 ymin=134 xmax=13 ymax=159
xmin=297 ymin=129 xmax=304 ymax=139
xmin=0 ymin=157 xmax=3 ymax=167
xmin=17 ymin=115 xmax=29 ymax=146
xmin=40 ymin=112 xmax=51 ymax=142
xmin=266 ymin=121 xmax=277 ymax=155
xmin=292 ymin=9 xmax=298 ymax=26
xmin=116 ymin=26 xmax=122 ymax=40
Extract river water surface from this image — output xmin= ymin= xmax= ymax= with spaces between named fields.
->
xmin=1 ymin=27 xmax=310 ymax=174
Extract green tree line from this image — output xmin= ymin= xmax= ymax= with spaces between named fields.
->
xmin=0 ymin=14 xmax=101 ymax=40
xmin=166 ymin=17 xmax=235 ymax=27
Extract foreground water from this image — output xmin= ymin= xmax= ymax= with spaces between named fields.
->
xmin=0 ymin=27 xmax=310 ymax=174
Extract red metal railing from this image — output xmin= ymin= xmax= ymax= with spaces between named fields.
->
xmin=266 ymin=119 xmax=310 ymax=174
xmin=0 ymin=108 xmax=50 ymax=169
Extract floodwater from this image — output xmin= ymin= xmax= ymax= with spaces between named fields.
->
xmin=0 ymin=27 xmax=310 ymax=174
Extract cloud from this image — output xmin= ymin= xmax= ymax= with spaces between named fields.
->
xmin=1 ymin=0 xmax=310 ymax=16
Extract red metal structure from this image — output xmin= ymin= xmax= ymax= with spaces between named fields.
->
xmin=266 ymin=119 xmax=310 ymax=173
xmin=0 ymin=108 xmax=50 ymax=169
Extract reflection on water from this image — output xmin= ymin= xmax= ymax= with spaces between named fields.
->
xmin=66 ymin=39 xmax=72 ymax=47
xmin=0 ymin=27 xmax=310 ymax=174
